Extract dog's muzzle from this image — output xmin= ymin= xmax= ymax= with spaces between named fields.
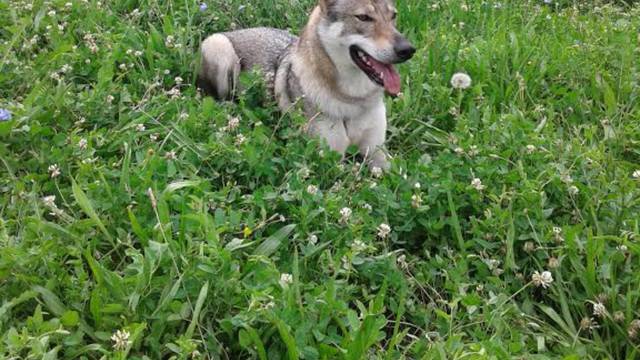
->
xmin=393 ymin=35 xmax=416 ymax=62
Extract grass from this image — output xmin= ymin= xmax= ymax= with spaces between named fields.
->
xmin=1 ymin=0 xmax=640 ymax=358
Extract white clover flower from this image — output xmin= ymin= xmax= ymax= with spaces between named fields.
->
xmin=617 ymin=244 xmax=628 ymax=252
xmin=377 ymin=223 xmax=391 ymax=238
xmin=174 ymin=76 xmax=183 ymax=85
xmin=298 ymin=167 xmax=310 ymax=179
xmin=526 ymin=144 xmax=536 ymax=154
xmin=42 ymin=195 xmax=57 ymax=208
xmin=580 ymin=317 xmax=598 ymax=332
xmin=118 ymin=63 xmax=127 ymax=70
xmin=414 ymin=182 xmax=421 ymax=189
xmin=165 ymin=35 xmax=175 ymax=48
xmin=362 ymin=203 xmax=372 ymax=212
xmin=279 ymin=273 xmax=293 ymax=288
xmin=106 ymin=95 xmax=115 ymax=103
xmin=226 ymin=116 xmax=240 ymax=131
xmin=454 ymin=147 xmax=464 ymax=155
xmin=450 ymin=72 xmax=472 ymax=89
xmin=397 ymin=254 xmax=408 ymax=269
xmin=48 ymin=164 xmax=61 ymax=178
xmin=134 ymin=50 xmax=143 ymax=57
xmin=411 ymin=194 xmax=422 ymax=208
xmin=531 ymin=270 xmax=554 ymax=289
xmin=568 ymin=185 xmax=579 ymax=196
xmin=613 ymin=311 xmax=625 ymax=323
xmin=47 ymin=10 xmax=56 ymax=16
xmin=471 ymin=178 xmax=485 ymax=191
xmin=308 ymin=234 xmax=318 ymax=245
xmin=340 ymin=207 xmax=352 ymax=223
xmin=235 ymin=134 xmax=246 ymax=146
xmin=78 ymin=138 xmax=88 ymax=150
xmin=150 ymin=133 xmax=158 ymax=141
xmin=136 ymin=123 xmax=146 ymax=132
xmin=632 ymin=170 xmax=640 ymax=179
xmin=111 ymin=329 xmax=131 ymax=351
xmin=60 ymin=64 xmax=72 ymax=73
xmin=371 ymin=166 xmax=383 ymax=178
xmin=166 ymin=87 xmax=181 ymax=98
xmin=561 ymin=173 xmax=573 ymax=184
xmin=592 ymin=302 xmax=607 ymax=318
xmin=165 ymin=150 xmax=177 ymax=160
xmin=226 ymin=238 xmax=244 ymax=249
xmin=306 ymin=185 xmax=318 ymax=195
xmin=351 ymin=239 xmax=367 ymax=253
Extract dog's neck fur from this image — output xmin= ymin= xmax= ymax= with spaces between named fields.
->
xmin=294 ymin=6 xmax=382 ymax=112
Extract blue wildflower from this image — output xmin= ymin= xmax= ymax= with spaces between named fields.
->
xmin=0 ymin=108 xmax=11 ymax=122
xmin=199 ymin=3 xmax=207 ymax=11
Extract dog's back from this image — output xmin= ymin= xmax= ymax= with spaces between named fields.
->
xmin=199 ymin=28 xmax=297 ymax=99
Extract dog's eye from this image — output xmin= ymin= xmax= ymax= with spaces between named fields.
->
xmin=355 ymin=14 xmax=374 ymax=22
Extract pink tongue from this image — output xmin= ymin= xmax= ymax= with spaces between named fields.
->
xmin=369 ymin=60 xmax=401 ymax=96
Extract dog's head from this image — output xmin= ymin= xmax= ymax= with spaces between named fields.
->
xmin=317 ymin=0 xmax=415 ymax=96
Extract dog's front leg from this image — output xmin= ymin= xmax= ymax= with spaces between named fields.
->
xmin=307 ymin=115 xmax=350 ymax=158
xmin=354 ymin=103 xmax=390 ymax=170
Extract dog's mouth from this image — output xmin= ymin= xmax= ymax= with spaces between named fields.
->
xmin=349 ymin=45 xmax=401 ymax=97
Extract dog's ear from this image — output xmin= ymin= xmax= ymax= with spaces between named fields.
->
xmin=318 ymin=0 xmax=335 ymax=13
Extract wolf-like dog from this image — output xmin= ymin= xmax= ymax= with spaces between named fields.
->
xmin=198 ymin=0 xmax=415 ymax=170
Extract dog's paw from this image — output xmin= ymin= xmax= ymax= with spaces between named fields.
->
xmin=369 ymin=156 xmax=390 ymax=173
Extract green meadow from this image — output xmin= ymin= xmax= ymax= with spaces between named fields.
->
xmin=1 ymin=0 xmax=639 ymax=358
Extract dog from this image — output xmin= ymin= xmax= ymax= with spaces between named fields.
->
xmin=198 ymin=0 xmax=415 ymax=170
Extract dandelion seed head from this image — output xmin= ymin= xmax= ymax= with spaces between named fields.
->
xmin=450 ymin=72 xmax=472 ymax=89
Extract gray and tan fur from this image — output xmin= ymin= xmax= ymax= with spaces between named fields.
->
xmin=198 ymin=0 xmax=415 ymax=170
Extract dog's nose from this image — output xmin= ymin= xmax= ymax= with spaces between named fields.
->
xmin=394 ymin=39 xmax=416 ymax=61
